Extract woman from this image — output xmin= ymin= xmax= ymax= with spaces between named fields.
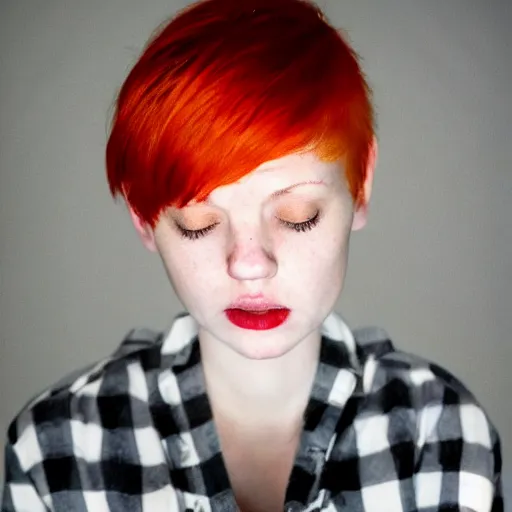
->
xmin=2 ymin=0 xmax=502 ymax=510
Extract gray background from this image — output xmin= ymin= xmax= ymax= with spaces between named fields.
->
xmin=1 ymin=0 xmax=510 ymax=502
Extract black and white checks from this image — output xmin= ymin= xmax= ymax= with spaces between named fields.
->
xmin=2 ymin=312 xmax=503 ymax=511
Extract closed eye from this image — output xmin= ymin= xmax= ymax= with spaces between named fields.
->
xmin=176 ymin=211 xmax=321 ymax=240
xmin=280 ymin=211 xmax=321 ymax=232
xmin=176 ymin=222 xmax=218 ymax=240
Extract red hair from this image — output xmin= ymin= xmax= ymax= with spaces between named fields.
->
xmin=106 ymin=0 xmax=375 ymax=227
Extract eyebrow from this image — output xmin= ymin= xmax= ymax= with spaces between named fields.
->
xmin=269 ymin=180 xmax=326 ymax=200
xmin=202 ymin=180 xmax=326 ymax=205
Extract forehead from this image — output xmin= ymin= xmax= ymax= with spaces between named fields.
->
xmin=251 ymin=151 xmax=339 ymax=180
xmin=203 ymin=151 xmax=343 ymax=204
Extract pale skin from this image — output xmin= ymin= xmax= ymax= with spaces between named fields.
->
xmin=130 ymin=144 xmax=376 ymax=511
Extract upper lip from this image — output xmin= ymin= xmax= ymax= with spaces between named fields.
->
xmin=226 ymin=295 xmax=288 ymax=311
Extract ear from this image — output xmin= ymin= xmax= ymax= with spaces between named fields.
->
xmin=352 ymin=137 xmax=378 ymax=232
xmin=128 ymin=207 xmax=157 ymax=252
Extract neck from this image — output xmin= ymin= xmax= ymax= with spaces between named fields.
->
xmin=199 ymin=328 xmax=321 ymax=430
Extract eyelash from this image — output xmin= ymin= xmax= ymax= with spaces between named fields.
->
xmin=177 ymin=223 xmax=218 ymax=240
xmin=280 ymin=211 xmax=320 ymax=233
xmin=177 ymin=211 xmax=321 ymax=240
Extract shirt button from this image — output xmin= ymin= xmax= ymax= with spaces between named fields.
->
xmin=180 ymin=445 xmax=190 ymax=463
xmin=179 ymin=437 xmax=191 ymax=464
xmin=193 ymin=501 xmax=205 ymax=512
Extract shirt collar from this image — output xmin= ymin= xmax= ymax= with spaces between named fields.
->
xmin=159 ymin=310 xmax=364 ymax=402
xmin=162 ymin=311 xmax=360 ymax=364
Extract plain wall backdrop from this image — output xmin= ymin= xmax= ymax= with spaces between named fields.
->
xmin=1 ymin=0 xmax=511 ymax=500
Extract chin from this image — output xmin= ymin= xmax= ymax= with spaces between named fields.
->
xmin=224 ymin=324 xmax=313 ymax=361
xmin=232 ymin=341 xmax=296 ymax=361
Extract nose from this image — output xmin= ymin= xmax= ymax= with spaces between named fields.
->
xmin=227 ymin=229 xmax=277 ymax=282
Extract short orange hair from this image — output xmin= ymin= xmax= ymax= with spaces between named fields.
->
xmin=106 ymin=0 xmax=375 ymax=227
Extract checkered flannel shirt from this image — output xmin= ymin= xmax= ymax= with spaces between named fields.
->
xmin=2 ymin=312 xmax=503 ymax=511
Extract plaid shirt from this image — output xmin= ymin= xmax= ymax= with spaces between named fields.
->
xmin=2 ymin=312 xmax=503 ymax=511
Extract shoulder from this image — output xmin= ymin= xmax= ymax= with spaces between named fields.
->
xmin=354 ymin=326 xmax=503 ymax=506
xmin=353 ymin=325 xmax=502 ymax=467
xmin=6 ymin=326 xmax=164 ymax=468
xmin=353 ymin=325 xmax=492 ymax=409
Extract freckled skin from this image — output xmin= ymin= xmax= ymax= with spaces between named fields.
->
xmin=149 ymin=151 xmax=365 ymax=360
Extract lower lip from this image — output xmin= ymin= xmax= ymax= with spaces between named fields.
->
xmin=225 ymin=308 xmax=290 ymax=330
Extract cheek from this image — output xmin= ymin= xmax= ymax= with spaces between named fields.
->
xmin=277 ymin=226 xmax=351 ymax=304
xmin=280 ymin=225 xmax=350 ymax=271
xmin=157 ymin=240 xmax=224 ymax=301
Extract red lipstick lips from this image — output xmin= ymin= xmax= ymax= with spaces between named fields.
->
xmin=225 ymin=296 xmax=290 ymax=330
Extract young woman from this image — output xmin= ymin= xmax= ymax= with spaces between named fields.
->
xmin=2 ymin=0 xmax=502 ymax=510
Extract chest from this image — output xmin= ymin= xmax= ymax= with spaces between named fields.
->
xmin=219 ymin=431 xmax=301 ymax=512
